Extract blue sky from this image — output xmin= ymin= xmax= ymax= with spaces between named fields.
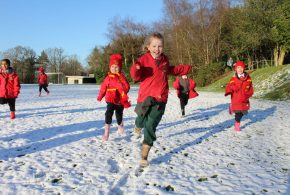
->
xmin=0 ymin=0 xmax=164 ymax=64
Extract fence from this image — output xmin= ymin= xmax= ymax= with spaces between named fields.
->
xmin=247 ymin=60 xmax=275 ymax=70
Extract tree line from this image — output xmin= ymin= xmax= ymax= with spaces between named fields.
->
xmin=87 ymin=0 xmax=290 ymax=86
xmin=1 ymin=0 xmax=288 ymax=85
xmin=0 ymin=46 xmax=84 ymax=83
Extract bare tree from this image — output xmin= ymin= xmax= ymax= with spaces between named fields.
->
xmin=62 ymin=55 xmax=83 ymax=76
xmin=106 ymin=17 xmax=148 ymax=67
xmin=45 ymin=48 xmax=66 ymax=84
xmin=3 ymin=46 xmax=36 ymax=83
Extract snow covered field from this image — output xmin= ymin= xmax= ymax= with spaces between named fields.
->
xmin=0 ymin=85 xmax=289 ymax=195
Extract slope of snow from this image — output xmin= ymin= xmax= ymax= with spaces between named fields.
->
xmin=254 ymin=65 xmax=290 ymax=98
xmin=0 ymin=85 xmax=289 ymax=194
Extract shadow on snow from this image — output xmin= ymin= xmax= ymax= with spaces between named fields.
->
xmin=152 ymin=105 xmax=277 ymax=165
xmin=0 ymin=120 xmax=104 ymax=160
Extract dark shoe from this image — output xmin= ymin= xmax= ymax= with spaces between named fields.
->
xmin=181 ymin=109 xmax=185 ymax=116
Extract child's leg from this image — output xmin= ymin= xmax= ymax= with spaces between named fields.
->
xmin=143 ymin=104 xmax=165 ymax=146
xmin=43 ymin=86 xmax=49 ymax=93
xmin=135 ymin=115 xmax=146 ymax=129
xmin=115 ymin=105 xmax=124 ymax=125
xmin=116 ymin=105 xmax=125 ymax=134
xmin=39 ymin=85 xmax=43 ymax=96
xmin=0 ymin=98 xmax=8 ymax=105
xmin=235 ymin=112 xmax=244 ymax=122
xmin=139 ymin=104 xmax=165 ymax=166
xmin=133 ymin=115 xmax=145 ymax=137
xmin=103 ymin=103 xmax=115 ymax=141
xmin=105 ymin=103 xmax=115 ymax=125
xmin=8 ymin=98 xmax=16 ymax=119
xmin=234 ymin=112 xmax=243 ymax=132
xmin=184 ymin=94 xmax=189 ymax=106
xmin=7 ymin=98 xmax=16 ymax=112
xmin=180 ymin=93 xmax=188 ymax=115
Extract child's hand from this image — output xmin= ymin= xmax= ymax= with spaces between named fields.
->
xmin=97 ymin=96 xmax=102 ymax=102
xmin=120 ymin=94 xmax=131 ymax=108
xmin=136 ymin=65 xmax=140 ymax=70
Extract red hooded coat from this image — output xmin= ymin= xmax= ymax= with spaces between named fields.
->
xmin=97 ymin=72 xmax=130 ymax=107
xmin=225 ymin=73 xmax=254 ymax=111
xmin=0 ymin=68 xmax=21 ymax=98
xmin=130 ymin=52 xmax=191 ymax=103
xmin=38 ymin=72 xmax=48 ymax=85
xmin=173 ymin=77 xmax=199 ymax=99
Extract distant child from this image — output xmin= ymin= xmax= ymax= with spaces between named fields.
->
xmin=225 ymin=61 xmax=254 ymax=132
xmin=0 ymin=59 xmax=21 ymax=119
xmin=173 ymin=75 xmax=198 ymax=116
xmin=97 ymin=54 xmax=131 ymax=142
xmin=38 ymin=67 xmax=50 ymax=96
xmin=130 ymin=32 xmax=191 ymax=167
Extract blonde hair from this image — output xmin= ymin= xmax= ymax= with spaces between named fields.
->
xmin=142 ymin=32 xmax=164 ymax=52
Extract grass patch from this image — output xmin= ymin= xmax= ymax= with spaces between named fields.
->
xmin=200 ymin=65 xmax=290 ymax=96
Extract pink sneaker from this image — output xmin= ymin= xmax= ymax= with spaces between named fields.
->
xmin=102 ymin=124 xmax=110 ymax=142
xmin=117 ymin=122 xmax=124 ymax=135
xmin=234 ymin=122 xmax=241 ymax=132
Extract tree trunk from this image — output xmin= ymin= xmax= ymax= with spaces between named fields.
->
xmin=274 ymin=44 xmax=286 ymax=66
xmin=274 ymin=45 xmax=279 ymax=66
xmin=278 ymin=47 xmax=286 ymax=66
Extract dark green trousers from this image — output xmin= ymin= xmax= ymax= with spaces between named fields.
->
xmin=135 ymin=104 xmax=165 ymax=146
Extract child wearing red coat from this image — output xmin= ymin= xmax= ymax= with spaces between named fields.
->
xmin=38 ymin=67 xmax=50 ymax=96
xmin=130 ymin=32 xmax=191 ymax=167
xmin=225 ymin=61 xmax=254 ymax=132
xmin=97 ymin=54 xmax=131 ymax=142
xmin=0 ymin=59 xmax=21 ymax=119
xmin=173 ymin=75 xmax=198 ymax=116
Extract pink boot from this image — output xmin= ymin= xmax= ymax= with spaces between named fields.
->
xmin=39 ymin=92 xmax=41 ymax=97
xmin=234 ymin=122 xmax=241 ymax=132
xmin=46 ymin=91 xmax=50 ymax=95
xmin=117 ymin=122 xmax=124 ymax=135
xmin=102 ymin=124 xmax=110 ymax=142
xmin=10 ymin=112 xmax=16 ymax=119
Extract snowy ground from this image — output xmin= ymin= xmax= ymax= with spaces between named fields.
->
xmin=0 ymin=85 xmax=289 ymax=195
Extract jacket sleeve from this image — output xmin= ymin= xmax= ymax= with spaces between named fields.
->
xmin=97 ymin=76 xmax=108 ymax=100
xmin=173 ymin=77 xmax=180 ymax=90
xmin=244 ymin=78 xmax=254 ymax=99
xmin=44 ymin=74 xmax=48 ymax=83
xmin=225 ymin=80 xmax=233 ymax=96
xmin=168 ymin=65 xmax=191 ymax=76
xmin=130 ymin=60 xmax=143 ymax=81
xmin=118 ymin=73 xmax=130 ymax=93
xmin=13 ymin=75 xmax=21 ymax=98
xmin=189 ymin=79 xmax=196 ymax=90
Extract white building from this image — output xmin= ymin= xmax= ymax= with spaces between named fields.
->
xmin=65 ymin=75 xmax=96 ymax=84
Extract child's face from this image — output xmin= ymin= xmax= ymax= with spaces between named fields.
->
xmin=147 ymin=37 xmax=163 ymax=59
xmin=1 ymin=61 xmax=8 ymax=70
xmin=110 ymin=64 xmax=120 ymax=74
xmin=236 ymin=66 xmax=244 ymax=75
xmin=182 ymin=75 xmax=187 ymax=79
